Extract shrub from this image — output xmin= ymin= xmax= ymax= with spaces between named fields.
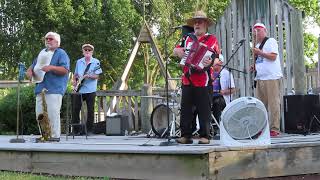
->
xmin=0 ymin=85 xmax=71 ymax=135
xmin=0 ymin=85 xmax=37 ymax=135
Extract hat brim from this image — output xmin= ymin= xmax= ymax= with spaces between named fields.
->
xmin=186 ymin=17 xmax=213 ymax=27
xmin=82 ymin=44 xmax=94 ymax=50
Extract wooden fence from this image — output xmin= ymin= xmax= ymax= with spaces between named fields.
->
xmin=94 ymin=88 xmax=179 ymax=132
xmin=211 ymin=0 xmax=305 ymax=96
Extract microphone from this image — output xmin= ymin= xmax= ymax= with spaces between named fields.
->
xmin=171 ymin=25 xmax=184 ymax=29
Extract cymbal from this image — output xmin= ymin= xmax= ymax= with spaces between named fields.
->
xmin=140 ymin=95 xmax=165 ymax=99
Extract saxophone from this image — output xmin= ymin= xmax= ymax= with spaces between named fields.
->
xmin=37 ymin=88 xmax=52 ymax=142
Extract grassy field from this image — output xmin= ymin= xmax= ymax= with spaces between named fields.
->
xmin=0 ymin=171 xmax=110 ymax=180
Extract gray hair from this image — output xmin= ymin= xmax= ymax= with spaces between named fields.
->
xmin=45 ymin=32 xmax=61 ymax=46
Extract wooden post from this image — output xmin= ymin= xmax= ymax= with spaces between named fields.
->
xmin=140 ymin=84 xmax=153 ymax=133
xmin=134 ymin=99 xmax=139 ymax=131
xmin=284 ymin=6 xmax=292 ymax=94
xmin=290 ymin=11 xmax=305 ymax=94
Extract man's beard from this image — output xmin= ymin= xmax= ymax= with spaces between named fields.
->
xmin=195 ymin=29 xmax=205 ymax=36
xmin=45 ymin=43 xmax=57 ymax=51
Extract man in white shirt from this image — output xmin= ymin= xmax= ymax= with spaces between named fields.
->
xmin=252 ymin=23 xmax=283 ymax=137
xmin=211 ymin=54 xmax=235 ymax=121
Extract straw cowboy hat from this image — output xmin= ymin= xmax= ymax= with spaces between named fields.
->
xmin=186 ymin=10 xmax=214 ymax=27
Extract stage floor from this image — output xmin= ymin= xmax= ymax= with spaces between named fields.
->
xmin=1 ymin=133 xmax=320 ymax=179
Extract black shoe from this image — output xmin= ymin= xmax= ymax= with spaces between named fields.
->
xmin=176 ymin=137 xmax=193 ymax=144
xmin=198 ymin=137 xmax=210 ymax=144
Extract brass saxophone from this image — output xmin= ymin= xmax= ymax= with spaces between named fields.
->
xmin=37 ymin=88 xmax=52 ymax=141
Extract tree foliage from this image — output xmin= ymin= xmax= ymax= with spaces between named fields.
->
xmin=289 ymin=0 xmax=320 ymax=26
xmin=0 ymin=0 xmax=317 ymax=87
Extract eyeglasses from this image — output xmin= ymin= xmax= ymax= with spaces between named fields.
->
xmin=83 ymin=49 xmax=92 ymax=52
xmin=45 ymin=37 xmax=54 ymax=41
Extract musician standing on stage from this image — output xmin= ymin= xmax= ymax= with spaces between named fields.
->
xmin=26 ymin=32 xmax=70 ymax=141
xmin=211 ymin=54 xmax=236 ymax=122
xmin=251 ymin=23 xmax=283 ymax=137
xmin=72 ymin=44 xmax=102 ymax=135
xmin=173 ymin=10 xmax=220 ymax=144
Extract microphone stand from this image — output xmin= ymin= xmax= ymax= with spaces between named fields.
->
xmin=212 ymin=41 xmax=246 ymax=105
xmin=10 ymin=62 xmax=26 ymax=143
xmin=213 ymin=40 xmax=247 ymax=83
xmin=159 ymin=27 xmax=179 ymax=146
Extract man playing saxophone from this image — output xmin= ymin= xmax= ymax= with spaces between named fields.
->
xmin=26 ymin=32 xmax=70 ymax=142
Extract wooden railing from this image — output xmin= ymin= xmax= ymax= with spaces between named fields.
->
xmin=95 ymin=89 xmax=176 ymax=132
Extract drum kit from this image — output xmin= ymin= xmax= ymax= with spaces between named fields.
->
xmin=146 ymin=88 xmax=220 ymax=139
xmin=142 ymin=86 xmax=181 ymax=138
xmin=149 ymin=89 xmax=181 ymax=138
xmin=146 ymin=77 xmax=221 ymax=138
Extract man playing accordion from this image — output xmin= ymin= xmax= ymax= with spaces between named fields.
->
xmin=173 ymin=10 xmax=220 ymax=144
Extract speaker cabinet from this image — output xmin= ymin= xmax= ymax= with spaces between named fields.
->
xmin=106 ymin=115 xmax=129 ymax=135
xmin=284 ymin=94 xmax=320 ymax=134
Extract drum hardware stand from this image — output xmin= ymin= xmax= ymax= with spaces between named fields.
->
xmin=307 ymin=115 xmax=320 ymax=135
xmin=10 ymin=62 xmax=26 ymax=143
xmin=159 ymin=27 xmax=179 ymax=146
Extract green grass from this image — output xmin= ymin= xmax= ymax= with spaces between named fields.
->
xmin=0 ymin=171 xmax=111 ymax=180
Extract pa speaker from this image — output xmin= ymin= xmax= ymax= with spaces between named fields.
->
xmin=284 ymin=94 xmax=320 ymax=134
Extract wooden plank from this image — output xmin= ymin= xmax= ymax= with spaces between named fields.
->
xmin=0 ymin=80 xmax=31 ymax=88
xmin=30 ymin=152 xmax=209 ymax=180
xmin=134 ymin=99 xmax=139 ymax=131
xmin=209 ymin=145 xmax=320 ymax=179
xmin=220 ymin=16 xmax=227 ymax=58
xmin=96 ymin=90 xmax=141 ymax=97
xmin=277 ymin=0 xmax=285 ymax=132
xmin=270 ymin=0 xmax=276 ymax=37
xmin=140 ymin=84 xmax=153 ymax=133
xmin=277 ymin=0 xmax=284 ymax=80
xmin=102 ymin=96 xmax=108 ymax=120
xmin=0 ymin=151 xmax=32 ymax=172
xmin=226 ymin=5 xmax=232 ymax=65
xmin=97 ymin=97 xmax=101 ymax=122
xmin=237 ymin=0 xmax=245 ymax=97
xmin=243 ymin=0 xmax=252 ymax=96
xmin=119 ymin=40 xmax=140 ymax=90
xmin=128 ymin=96 xmax=133 ymax=130
xmin=284 ymin=6 xmax=292 ymax=94
xmin=290 ymin=10 xmax=306 ymax=94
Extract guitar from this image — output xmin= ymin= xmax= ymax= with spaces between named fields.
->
xmin=73 ymin=65 xmax=101 ymax=92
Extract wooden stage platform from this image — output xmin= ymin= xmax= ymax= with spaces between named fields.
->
xmin=1 ymin=134 xmax=320 ymax=180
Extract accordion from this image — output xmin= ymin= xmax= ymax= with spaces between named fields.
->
xmin=180 ymin=35 xmax=216 ymax=71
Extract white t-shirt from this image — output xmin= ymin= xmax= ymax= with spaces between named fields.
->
xmin=255 ymin=38 xmax=283 ymax=80
xmin=220 ymin=68 xmax=235 ymax=104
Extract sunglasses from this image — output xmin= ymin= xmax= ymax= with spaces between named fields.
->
xmin=83 ymin=49 xmax=93 ymax=52
xmin=194 ymin=19 xmax=205 ymax=24
xmin=45 ymin=37 xmax=54 ymax=41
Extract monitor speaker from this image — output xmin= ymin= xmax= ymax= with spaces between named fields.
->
xmin=284 ymin=94 xmax=320 ymax=134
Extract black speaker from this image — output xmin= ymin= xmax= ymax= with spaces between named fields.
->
xmin=284 ymin=94 xmax=320 ymax=134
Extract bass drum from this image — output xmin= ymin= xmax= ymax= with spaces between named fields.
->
xmin=150 ymin=104 xmax=179 ymax=137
